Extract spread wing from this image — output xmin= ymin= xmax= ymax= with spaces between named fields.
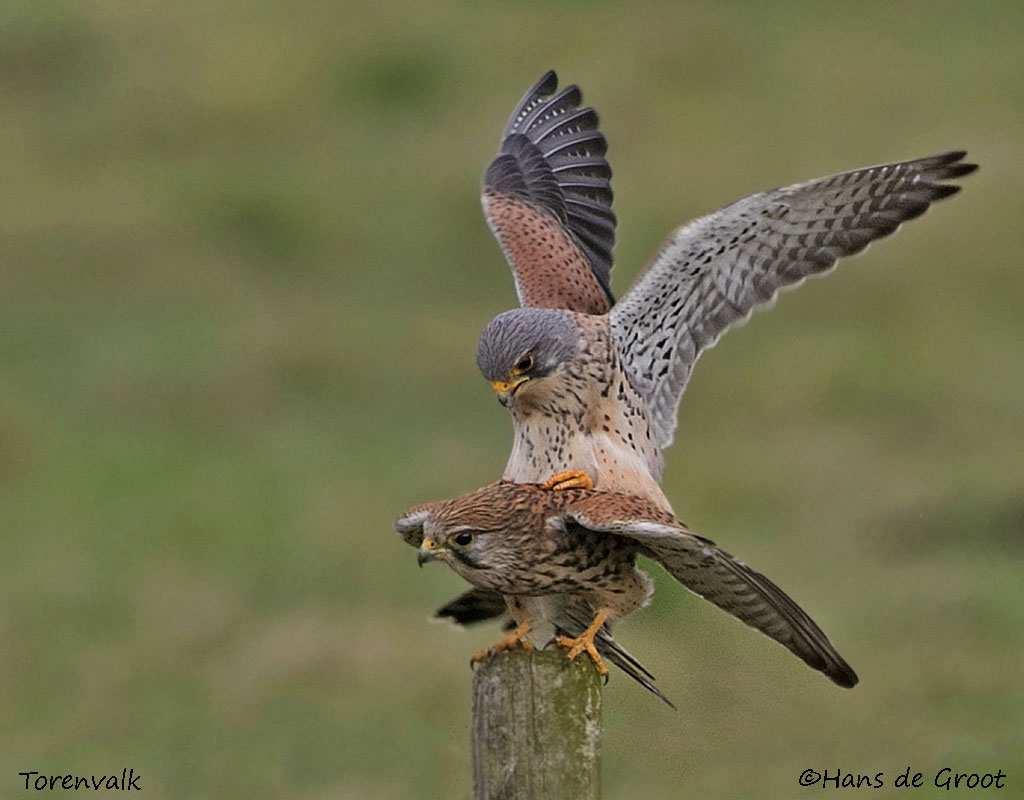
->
xmin=610 ymin=150 xmax=978 ymax=448
xmin=552 ymin=495 xmax=859 ymax=688
xmin=482 ymin=70 xmax=617 ymax=314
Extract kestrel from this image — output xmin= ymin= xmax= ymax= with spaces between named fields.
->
xmin=476 ymin=71 xmax=977 ymax=511
xmin=396 ymin=481 xmax=858 ymax=703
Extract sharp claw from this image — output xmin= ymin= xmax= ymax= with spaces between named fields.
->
xmin=556 ymin=635 xmax=608 ymax=676
xmin=554 ymin=610 xmax=610 ymax=676
xmin=542 ymin=470 xmax=594 ymax=492
xmin=469 ymin=624 xmax=532 ymax=667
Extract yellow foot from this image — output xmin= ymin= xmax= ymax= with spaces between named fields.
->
xmin=470 ymin=623 xmax=533 ymax=666
xmin=555 ymin=610 xmax=610 ymax=676
xmin=542 ymin=470 xmax=594 ymax=492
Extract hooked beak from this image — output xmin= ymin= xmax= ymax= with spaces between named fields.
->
xmin=490 ymin=376 xmax=528 ymax=407
xmin=417 ymin=537 xmax=442 ymax=567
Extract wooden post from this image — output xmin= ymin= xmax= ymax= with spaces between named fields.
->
xmin=472 ymin=649 xmax=602 ymax=800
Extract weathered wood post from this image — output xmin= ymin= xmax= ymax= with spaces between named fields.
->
xmin=472 ymin=649 xmax=602 ymax=800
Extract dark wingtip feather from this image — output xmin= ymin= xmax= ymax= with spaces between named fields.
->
xmin=830 ymin=661 xmax=859 ymax=689
xmin=938 ymin=162 xmax=978 ymax=180
xmin=702 ymin=551 xmax=861 ymax=691
xmin=486 ymin=72 xmax=617 ymax=294
xmin=500 ymin=71 xmax=558 ymax=143
xmin=921 ymin=150 xmax=978 ymax=187
xmin=434 ymin=588 xmax=507 ymax=626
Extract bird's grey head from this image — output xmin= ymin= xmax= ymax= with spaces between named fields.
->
xmin=476 ymin=308 xmax=579 ymax=406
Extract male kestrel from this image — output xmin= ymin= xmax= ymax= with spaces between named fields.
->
xmin=476 ymin=71 xmax=977 ymax=511
xmin=396 ymin=481 xmax=858 ymax=704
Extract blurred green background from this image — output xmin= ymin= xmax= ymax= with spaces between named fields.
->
xmin=2 ymin=1 xmax=1021 ymax=797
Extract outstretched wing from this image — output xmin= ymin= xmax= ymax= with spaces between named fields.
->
xmin=552 ymin=495 xmax=859 ymax=688
xmin=610 ymin=150 xmax=977 ymax=448
xmin=482 ymin=71 xmax=617 ymax=314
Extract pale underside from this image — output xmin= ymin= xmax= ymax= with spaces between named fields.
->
xmin=481 ymin=75 xmax=975 ymax=488
xmin=499 ymin=314 xmax=673 ymax=513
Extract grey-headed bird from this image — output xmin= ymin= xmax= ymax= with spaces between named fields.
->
xmin=477 ymin=71 xmax=977 ymax=511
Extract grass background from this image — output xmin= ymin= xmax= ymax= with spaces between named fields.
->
xmin=1 ymin=1 xmax=1021 ymax=797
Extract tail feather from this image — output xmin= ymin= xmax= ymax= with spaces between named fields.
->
xmin=560 ymin=607 xmax=675 ymax=709
xmin=435 ymin=589 xmax=675 ymax=707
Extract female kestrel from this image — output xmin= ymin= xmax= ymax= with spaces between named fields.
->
xmin=396 ymin=481 xmax=858 ymax=704
xmin=476 ymin=71 xmax=977 ymax=511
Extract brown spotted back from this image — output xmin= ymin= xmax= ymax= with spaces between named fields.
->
xmin=430 ymin=481 xmax=678 ymax=533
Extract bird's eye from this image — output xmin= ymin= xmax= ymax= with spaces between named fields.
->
xmin=514 ymin=354 xmax=534 ymax=373
xmin=453 ymin=532 xmax=473 ymax=546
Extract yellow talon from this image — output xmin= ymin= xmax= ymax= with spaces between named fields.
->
xmin=555 ymin=610 xmax=610 ymax=676
xmin=470 ymin=623 xmax=533 ymax=666
xmin=542 ymin=470 xmax=594 ymax=492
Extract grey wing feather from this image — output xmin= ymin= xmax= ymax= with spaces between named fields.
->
xmin=557 ymin=512 xmax=858 ymax=688
xmin=484 ymin=70 xmax=617 ymax=302
xmin=610 ymin=150 xmax=977 ymax=448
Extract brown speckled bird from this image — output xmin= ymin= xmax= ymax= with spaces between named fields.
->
xmin=476 ymin=71 xmax=977 ymax=511
xmin=396 ymin=481 xmax=858 ymax=702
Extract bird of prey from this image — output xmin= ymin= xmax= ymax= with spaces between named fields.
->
xmin=396 ymin=480 xmax=858 ymax=703
xmin=476 ymin=71 xmax=977 ymax=511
